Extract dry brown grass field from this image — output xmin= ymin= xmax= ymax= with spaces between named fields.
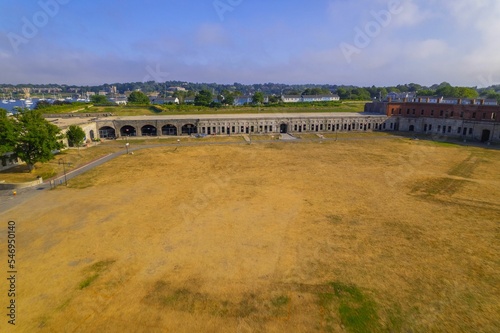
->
xmin=1 ymin=135 xmax=499 ymax=332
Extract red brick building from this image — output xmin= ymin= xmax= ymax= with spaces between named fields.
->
xmin=366 ymin=98 xmax=500 ymax=143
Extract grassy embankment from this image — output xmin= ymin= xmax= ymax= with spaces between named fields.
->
xmin=40 ymin=101 xmax=368 ymax=116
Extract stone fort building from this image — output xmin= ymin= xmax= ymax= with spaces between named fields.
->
xmin=92 ymin=112 xmax=387 ymax=138
xmin=46 ymin=98 xmax=500 ymax=144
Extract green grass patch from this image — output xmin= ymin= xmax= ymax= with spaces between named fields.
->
xmin=411 ymin=177 xmax=470 ymax=197
xmin=326 ymin=214 xmax=343 ymax=224
xmin=79 ymin=273 xmax=99 ymax=290
xmin=88 ymin=259 xmax=116 ymax=272
xmin=448 ymin=153 xmax=480 ymax=178
xmin=78 ymin=260 xmax=116 ymax=290
xmin=271 ymin=295 xmax=290 ymax=307
xmin=56 ymin=297 xmax=73 ymax=311
xmin=38 ymin=102 xmax=91 ymax=114
xmin=331 ymin=281 xmax=381 ymax=333
xmin=78 ymin=102 xmax=365 ymax=116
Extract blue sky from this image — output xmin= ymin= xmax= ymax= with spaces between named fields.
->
xmin=0 ymin=0 xmax=499 ymax=87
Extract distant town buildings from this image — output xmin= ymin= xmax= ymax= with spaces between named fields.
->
xmin=282 ymin=94 xmax=340 ymax=103
xmin=167 ymin=86 xmax=187 ymax=92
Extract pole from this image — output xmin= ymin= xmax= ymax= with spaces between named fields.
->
xmin=59 ymin=158 xmax=67 ymax=186
xmin=63 ymin=161 xmax=67 ymax=186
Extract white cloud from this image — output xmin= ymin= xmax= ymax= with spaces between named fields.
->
xmin=391 ymin=0 xmax=434 ymax=27
xmin=406 ymin=39 xmax=449 ymax=60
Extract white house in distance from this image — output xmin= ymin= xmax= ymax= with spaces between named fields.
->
xmin=282 ymin=95 xmax=302 ymax=103
xmin=109 ymin=96 xmax=128 ymax=105
xmin=150 ymin=97 xmax=180 ymax=105
xmin=234 ymin=95 xmax=253 ymax=106
xmin=281 ymin=94 xmax=340 ymax=103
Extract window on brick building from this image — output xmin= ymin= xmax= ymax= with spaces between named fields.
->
xmin=429 ymin=124 xmax=432 ymax=131
xmin=469 ymin=128 xmax=473 ymax=135
xmin=413 ymin=109 xmax=416 ymax=114
xmin=451 ymin=111 xmax=454 ymax=117
xmin=492 ymin=113 xmax=497 ymax=120
xmin=398 ymin=109 xmax=401 ymax=115
xmin=407 ymin=108 xmax=410 ymax=115
xmin=448 ymin=126 xmax=451 ymax=133
xmin=421 ymin=109 xmax=424 ymax=115
xmin=440 ymin=110 xmax=444 ymax=116
xmin=460 ymin=112 xmax=464 ymax=118
xmin=431 ymin=110 xmax=434 ymax=116
xmin=472 ymin=112 xmax=476 ymax=118
xmin=458 ymin=127 xmax=461 ymax=134
xmin=438 ymin=125 xmax=441 ymax=131
xmin=483 ymin=113 xmax=486 ymax=119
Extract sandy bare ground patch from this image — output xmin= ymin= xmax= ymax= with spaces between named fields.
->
xmin=0 ymin=137 xmax=499 ymax=332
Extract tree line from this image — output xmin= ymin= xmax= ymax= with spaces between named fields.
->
xmin=2 ymin=81 xmax=499 ymax=102
xmin=0 ymin=108 xmax=86 ymax=172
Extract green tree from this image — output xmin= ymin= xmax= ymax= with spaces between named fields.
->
xmin=66 ymin=125 xmax=86 ymax=149
xmin=303 ymin=88 xmax=331 ymax=95
xmin=336 ymin=88 xmax=350 ymax=99
xmin=351 ymin=88 xmax=371 ymax=100
xmin=219 ymin=90 xmax=235 ymax=106
xmin=482 ymin=89 xmax=500 ymax=102
xmin=34 ymin=100 xmax=52 ymax=110
xmin=13 ymin=109 xmax=64 ymax=172
xmin=127 ymin=91 xmax=150 ymax=105
xmin=0 ymin=109 xmax=16 ymax=155
xmin=90 ymin=95 xmax=109 ymax=104
xmin=456 ymin=87 xmax=479 ymax=99
xmin=194 ymin=89 xmax=213 ymax=106
xmin=268 ymin=95 xmax=280 ymax=104
xmin=252 ymin=92 xmax=264 ymax=105
xmin=418 ymin=89 xmax=435 ymax=96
